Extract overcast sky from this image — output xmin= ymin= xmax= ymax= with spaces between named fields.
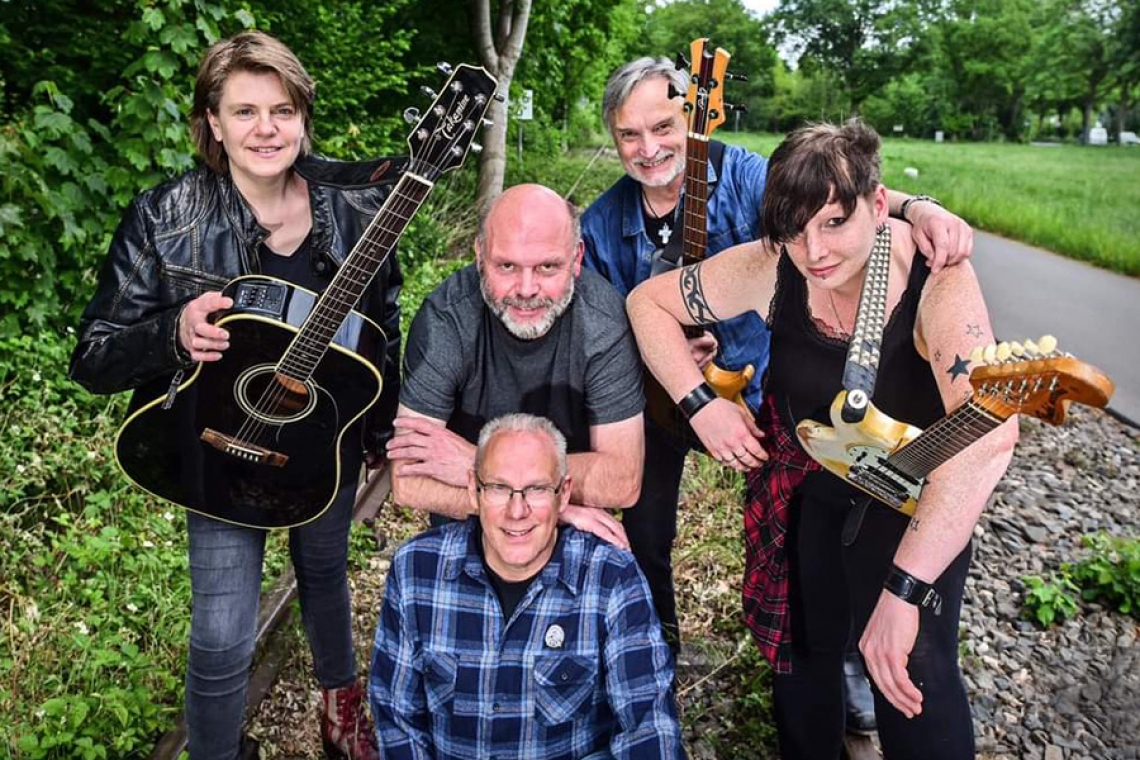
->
xmin=740 ymin=0 xmax=779 ymax=17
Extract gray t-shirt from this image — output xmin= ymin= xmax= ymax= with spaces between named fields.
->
xmin=401 ymin=264 xmax=644 ymax=451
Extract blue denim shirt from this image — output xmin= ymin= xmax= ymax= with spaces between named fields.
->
xmin=582 ymin=143 xmax=770 ymax=411
xmin=369 ymin=521 xmax=684 ymax=760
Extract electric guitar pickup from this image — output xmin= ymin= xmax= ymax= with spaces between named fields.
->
xmin=796 ymin=336 xmax=1115 ymax=516
xmin=114 ymin=64 xmax=498 ymax=529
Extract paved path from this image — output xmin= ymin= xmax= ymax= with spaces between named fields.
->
xmin=971 ymin=231 xmax=1140 ymax=425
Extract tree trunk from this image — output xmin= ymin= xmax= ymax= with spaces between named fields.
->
xmin=470 ymin=0 xmax=533 ymax=215
xmin=1118 ymin=85 xmax=1132 ymax=142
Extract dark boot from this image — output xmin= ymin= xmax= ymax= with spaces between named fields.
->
xmin=844 ymin=654 xmax=877 ymax=736
xmin=320 ymin=682 xmax=380 ymax=760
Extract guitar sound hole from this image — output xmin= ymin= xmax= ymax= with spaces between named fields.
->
xmin=235 ymin=364 xmax=316 ymax=424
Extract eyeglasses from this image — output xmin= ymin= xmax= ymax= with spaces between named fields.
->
xmin=476 ymin=476 xmax=564 ymax=509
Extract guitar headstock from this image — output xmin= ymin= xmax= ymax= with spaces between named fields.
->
xmin=676 ymin=38 xmax=742 ymax=140
xmin=406 ymin=64 xmax=498 ymax=181
xmin=968 ymin=336 xmax=1115 ymax=425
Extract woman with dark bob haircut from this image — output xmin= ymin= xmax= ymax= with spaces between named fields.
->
xmin=70 ymin=31 xmax=400 ymax=760
xmin=628 ymin=119 xmax=1017 ymax=760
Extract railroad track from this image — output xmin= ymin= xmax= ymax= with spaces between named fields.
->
xmin=148 ymin=464 xmax=392 ymax=760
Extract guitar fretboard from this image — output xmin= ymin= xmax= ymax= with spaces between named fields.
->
xmin=887 ymin=398 xmax=1003 ymax=479
xmin=681 ymin=136 xmax=710 ymax=264
xmin=277 ymin=172 xmax=433 ymax=381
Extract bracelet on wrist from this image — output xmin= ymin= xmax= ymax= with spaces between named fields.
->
xmin=899 ymin=194 xmax=943 ymax=223
xmin=883 ymin=564 xmax=943 ymax=616
xmin=677 ymin=382 xmax=717 ymax=420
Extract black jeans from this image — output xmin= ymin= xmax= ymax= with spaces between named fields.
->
xmin=623 ymin=419 xmax=689 ymax=650
xmin=773 ymin=486 xmax=974 ymax=760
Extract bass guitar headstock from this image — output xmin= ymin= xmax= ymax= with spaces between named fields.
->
xmin=968 ymin=335 xmax=1115 ymax=425
xmin=671 ymin=38 xmax=746 ymax=140
xmin=405 ymin=63 xmax=499 ymax=181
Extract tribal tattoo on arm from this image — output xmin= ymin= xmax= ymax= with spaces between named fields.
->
xmin=680 ymin=263 xmax=718 ymax=325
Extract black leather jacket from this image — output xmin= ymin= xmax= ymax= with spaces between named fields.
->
xmin=69 ymin=154 xmax=408 ymax=456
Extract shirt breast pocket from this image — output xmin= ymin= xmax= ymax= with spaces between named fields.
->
xmin=533 ymin=654 xmax=597 ymax=726
xmin=421 ymin=650 xmax=457 ymax=713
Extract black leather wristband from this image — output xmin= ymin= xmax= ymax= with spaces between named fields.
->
xmin=677 ymin=382 xmax=717 ymax=419
xmin=884 ymin=564 xmax=943 ymax=616
xmin=899 ymin=194 xmax=943 ymax=223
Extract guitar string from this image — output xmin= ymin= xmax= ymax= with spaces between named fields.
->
xmin=232 ymin=178 xmax=431 ymax=446
xmin=236 ymin=159 xmax=439 ymax=445
xmin=887 ymin=382 xmax=1026 ymax=477
xmin=237 ymin=169 xmax=436 ymax=443
xmin=231 ymin=90 xmax=484 ymax=448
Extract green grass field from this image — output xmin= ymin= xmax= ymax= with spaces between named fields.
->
xmin=722 ymin=133 xmax=1140 ymax=277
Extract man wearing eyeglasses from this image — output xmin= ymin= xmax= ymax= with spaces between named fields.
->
xmin=370 ymin=413 xmax=683 ymax=759
xmin=386 ymin=183 xmax=645 ymax=548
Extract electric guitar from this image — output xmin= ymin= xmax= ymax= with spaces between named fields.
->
xmin=115 ymin=64 xmax=498 ymax=529
xmin=796 ymin=336 xmax=1115 ymax=516
xmin=645 ymin=37 xmax=754 ymax=448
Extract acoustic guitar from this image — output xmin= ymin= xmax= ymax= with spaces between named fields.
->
xmin=796 ymin=336 xmax=1115 ymax=516
xmin=645 ymin=37 xmax=754 ymax=449
xmin=115 ymin=64 xmax=498 ymax=529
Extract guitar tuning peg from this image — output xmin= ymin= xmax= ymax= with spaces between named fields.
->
xmin=983 ymin=344 xmax=997 ymax=363
xmin=1023 ymin=338 xmax=1040 ymax=356
xmin=493 ymin=92 xmax=506 ymax=103
xmin=667 ymin=83 xmax=683 ymax=100
xmin=470 ymin=143 xmax=483 ymax=154
xmin=969 ymin=346 xmax=984 ymax=364
xmin=402 ymin=107 xmax=421 ymax=125
xmin=481 ymin=118 xmax=494 ymax=129
xmin=725 ymin=102 xmax=749 ymax=114
xmin=1038 ymin=335 xmax=1058 ymax=354
xmin=1010 ymin=341 xmax=1025 ymax=357
xmin=674 ymin=52 xmax=690 ymax=71
xmin=436 ymin=62 xmax=453 ymax=76
xmin=420 ymin=85 xmax=438 ymax=100
xmin=996 ymin=342 xmax=1012 ymax=361
xmin=725 ymin=71 xmax=750 ymax=82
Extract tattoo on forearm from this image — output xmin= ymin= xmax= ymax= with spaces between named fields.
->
xmin=680 ymin=263 xmax=718 ymax=325
xmin=966 ymin=323 xmax=983 ymax=338
xmin=934 ymin=350 xmax=943 ymax=363
xmin=908 ymin=518 xmax=921 ymax=533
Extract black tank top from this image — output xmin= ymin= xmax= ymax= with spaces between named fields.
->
xmin=764 ymin=250 xmax=945 ymax=501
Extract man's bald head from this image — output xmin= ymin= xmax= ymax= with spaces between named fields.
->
xmin=476 ymin=184 xmax=581 ymax=251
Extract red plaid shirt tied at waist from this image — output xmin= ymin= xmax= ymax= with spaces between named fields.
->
xmin=743 ymin=396 xmax=820 ymax=674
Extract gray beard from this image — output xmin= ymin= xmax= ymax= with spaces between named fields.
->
xmin=480 ymin=274 xmax=576 ymax=340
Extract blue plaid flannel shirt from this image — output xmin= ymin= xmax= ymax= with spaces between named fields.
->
xmin=369 ymin=520 xmax=685 ymax=760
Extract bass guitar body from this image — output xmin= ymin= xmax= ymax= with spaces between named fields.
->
xmin=115 ymin=276 xmax=386 ymax=529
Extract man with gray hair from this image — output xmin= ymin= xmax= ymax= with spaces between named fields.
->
xmin=581 ymin=55 xmax=977 ymax=734
xmin=387 ymin=183 xmax=644 ymax=548
xmin=370 ymin=413 xmax=684 ymax=759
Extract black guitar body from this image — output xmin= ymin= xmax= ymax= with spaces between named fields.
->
xmin=115 ymin=276 xmax=385 ymax=529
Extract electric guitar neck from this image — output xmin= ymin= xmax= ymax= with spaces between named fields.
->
xmin=796 ymin=336 xmax=1115 ymax=516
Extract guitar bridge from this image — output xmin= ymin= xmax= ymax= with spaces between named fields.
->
xmin=201 ymin=429 xmax=289 ymax=467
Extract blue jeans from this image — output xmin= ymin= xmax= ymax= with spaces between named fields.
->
xmin=185 ymin=482 xmax=357 ymax=760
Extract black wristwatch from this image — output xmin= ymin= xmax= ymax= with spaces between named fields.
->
xmin=883 ymin=565 xmax=943 ymax=616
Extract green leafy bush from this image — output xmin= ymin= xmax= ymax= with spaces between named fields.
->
xmin=1 ymin=331 xmax=192 ymax=758
xmin=1021 ymin=572 xmax=1081 ymax=627
xmin=1021 ymin=533 xmax=1140 ymax=627
xmin=1069 ymin=533 xmax=1140 ymax=616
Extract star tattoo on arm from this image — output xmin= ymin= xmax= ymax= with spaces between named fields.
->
xmin=966 ymin=323 xmax=983 ymax=338
xmin=680 ymin=262 xmax=718 ymax=325
xmin=947 ymin=353 xmax=971 ymax=381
